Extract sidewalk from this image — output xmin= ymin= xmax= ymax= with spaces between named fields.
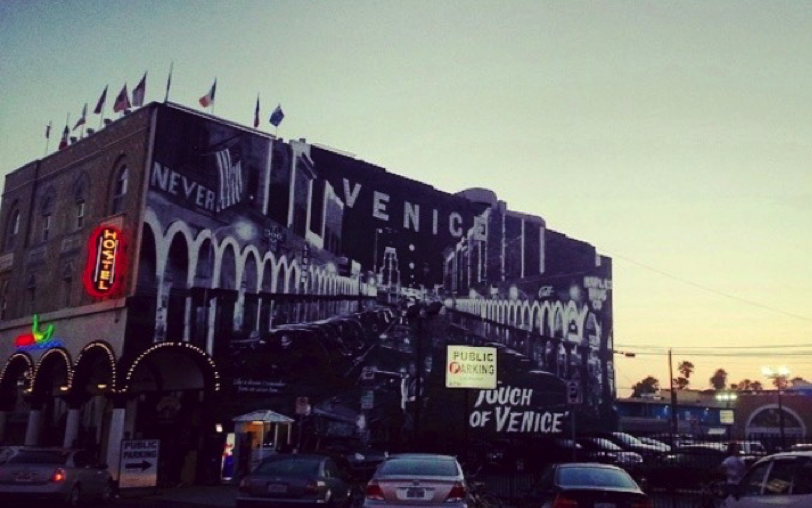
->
xmin=118 ymin=483 xmax=238 ymax=508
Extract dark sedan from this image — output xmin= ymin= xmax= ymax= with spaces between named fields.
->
xmin=527 ymin=463 xmax=652 ymax=508
xmin=237 ymin=454 xmax=355 ymax=508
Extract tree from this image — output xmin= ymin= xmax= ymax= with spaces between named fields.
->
xmin=734 ymin=379 xmax=753 ymax=391
xmin=678 ymin=361 xmax=695 ymax=379
xmin=790 ymin=376 xmax=809 ymax=386
xmin=632 ymin=376 xmax=660 ymax=397
xmin=750 ymin=381 xmax=763 ymax=391
xmin=710 ymin=369 xmax=728 ymax=390
xmin=674 ymin=377 xmax=689 ymax=390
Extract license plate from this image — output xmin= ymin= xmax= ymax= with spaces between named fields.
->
xmin=406 ymin=487 xmax=425 ymax=499
xmin=595 ymin=503 xmax=615 ymax=508
xmin=267 ymin=483 xmax=287 ymax=494
xmin=15 ymin=474 xmax=32 ymax=483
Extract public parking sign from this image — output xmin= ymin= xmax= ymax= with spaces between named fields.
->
xmin=445 ymin=345 xmax=497 ymax=389
xmin=119 ymin=439 xmax=160 ymax=489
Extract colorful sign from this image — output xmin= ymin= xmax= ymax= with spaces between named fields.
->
xmin=83 ymin=225 xmax=124 ymax=297
xmin=446 ymin=345 xmax=497 ymax=389
xmin=14 ymin=314 xmax=63 ymax=350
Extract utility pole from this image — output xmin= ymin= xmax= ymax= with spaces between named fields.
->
xmin=669 ymin=349 xmax=678 ymax=446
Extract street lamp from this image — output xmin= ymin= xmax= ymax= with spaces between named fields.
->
xmin=762 ymin=366 xmax=790 ymax=450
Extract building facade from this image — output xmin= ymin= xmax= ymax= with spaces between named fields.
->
xmin=0 ymin=102 xmax=614 ymax=483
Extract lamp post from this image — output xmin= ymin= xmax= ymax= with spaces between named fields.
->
xmin=762 ymin=366 xmax=789 ymax=450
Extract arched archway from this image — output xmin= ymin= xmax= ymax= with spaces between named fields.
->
xmin=131 ymin=223 xmax=159 ymax=354
xmin=165 ymin=233 xmax=190 ymax=341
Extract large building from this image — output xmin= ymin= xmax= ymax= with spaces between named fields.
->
xmin=0 ymin=102 xmax=614 ymax=484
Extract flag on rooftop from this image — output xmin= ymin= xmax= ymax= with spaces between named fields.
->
xmin=73 ymin=103 xmax=88 ymax=130
xmin=253 ymin=95 xmax=260 ymax=128
xmin=214 ymin=146 xmax=243 ymax=211
xmin=164 ymin=61 xmax=173 ymax=102
xmin=93 ymin=85 xmax=108 ymax=114
xmin=269 ymin=104 xmax=284 ymax=127
xmin=58 ymin=125 xmax=69 ymax=150
xmin=45 ymin=121 xmax=51 ymax=139
xmin=132 ymin=72 xmax=147 ymax=107
xmin=199 ymin=79 xmax=216 ymax=108
xmin=113 ymin=84 xmax=131 ymax=113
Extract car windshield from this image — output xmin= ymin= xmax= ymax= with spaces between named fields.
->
xmin=558 ymin=467 xmax=637 ymax=489
xmin=379 ymin=459 xmax=458 ymax=476
xmin=9 ymin=450 xmax=69 ymax=465
xmin=255 ymin=457 xmax=320 ymax=476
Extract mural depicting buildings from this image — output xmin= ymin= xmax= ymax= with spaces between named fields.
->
xmin=0 ymin=102 xmax=613 ymax=485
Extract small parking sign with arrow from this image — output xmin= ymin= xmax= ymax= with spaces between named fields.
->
xmin=119 ymin=439 xmax=160 ymax=489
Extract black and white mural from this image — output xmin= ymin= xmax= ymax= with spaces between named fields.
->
xmin=132 ymin=104 xmax=615 ymax=462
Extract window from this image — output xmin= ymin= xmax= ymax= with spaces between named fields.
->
xmin=26 ymin=274 xmax=36 ymax=314
xmin=741 ymin=461 xmax=771 ymax=496
xmin=42 ymin=213 xmax=51 ymax=241
xmin=765 ymin=459 xmax=796 ymax=495
xmin=5 ymin=208 xmax=20 ymax=249
xmin=75 ymin=200 xmax=85 ymax=229
xmin=111 ymin=166 xmax=128 ymax=214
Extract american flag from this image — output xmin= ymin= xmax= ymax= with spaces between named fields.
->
xmin=214 ymin=147 xmax=243 ymax=211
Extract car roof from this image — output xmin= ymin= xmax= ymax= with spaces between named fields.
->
xmin=386 ymin=453 xmax=458 ymax=462
xmin=557 ymin=462 xmax=623 ymax=470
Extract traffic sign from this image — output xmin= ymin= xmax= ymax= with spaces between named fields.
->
xmin=566 ymin=379 xmax=582 ymax=405
xmin=118 ymin=439 xmax=160 ymax=489
xmin=445 ymin=345 xmax=497 ymax=389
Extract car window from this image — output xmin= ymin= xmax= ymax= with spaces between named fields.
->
xmin=792 ymin=458 xmax=812 ymax=495
xmin=764 ymin=460 xmax=795 ymax=495
xmin=255 ymin=457 xmax=320 ymax=476
xmin=379 ymin=459 xmax=458 ymax=476
xmin=9 ymin=450 xmax=69 ymax=465
xmin=557 ymin=467 xmax=637 ymax=489
xmin=741 ymin=461 xmax=771 ymax=496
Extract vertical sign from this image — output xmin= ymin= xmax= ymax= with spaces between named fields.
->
xmin=118 ymin=439 xmax=160 ymax=489
xmin=83 ymin=225 xmax=125 ymax=297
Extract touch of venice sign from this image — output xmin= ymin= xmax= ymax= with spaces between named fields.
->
xmin=446 ymin=345 xmax=497 ymax=389
xmin=83 ymin=225 xmax=124 ymax=298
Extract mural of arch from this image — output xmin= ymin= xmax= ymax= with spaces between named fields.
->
xmin=745 ymin=404 xmax=807 ymax=436
xmin=164 ymin=232 xmax=191 ymax=342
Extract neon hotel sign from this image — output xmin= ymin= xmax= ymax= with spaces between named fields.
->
xmin=83 ymin=225 xmax=124 ymax=298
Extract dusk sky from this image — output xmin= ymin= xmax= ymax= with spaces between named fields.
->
xmin=1 ymin=1 xmax=810 ymax=396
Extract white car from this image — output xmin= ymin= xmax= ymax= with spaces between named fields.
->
xmin=724 ymin=451 xmax=812 ymax=507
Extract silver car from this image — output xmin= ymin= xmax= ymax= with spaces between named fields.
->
xmin=363 ymin=454 xmax=468 ymax=508
xmin=0 ymin=447 xmax=113 ymax=506
xmin=725 ymin=451 xmax=812 ymax=507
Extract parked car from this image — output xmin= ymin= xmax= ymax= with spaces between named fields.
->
xmin=724 ymin=450 xmax=812 ymax=507
xmin=583 ymin=432 xmax=663 ymax=462
xmin=237 ymin=454 xmax=355 ymax=508
xmin=577 ymin=437 xmax=645 ymax=469
xmin=635 ymin=436 xmax=671 ymax=452
xmin=363 ymin=453 xmax=468 ymax=508
xmin=648 ymin=443 xmax=758 ymax=488
xmin=0 ymin=447 xmax=113 ymax=506
xmin=525 ymin=463 xmax=652 ymax=508
xmin=0 ymin=446 xmax=22 ymax=465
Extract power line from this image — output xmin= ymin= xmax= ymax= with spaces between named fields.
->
xmin=616 ymin=343 xmax=812 ymax=350
xmin=612 ymin=253 xmax=812 ymax=323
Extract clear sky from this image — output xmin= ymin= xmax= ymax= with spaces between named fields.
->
xmin=1 ymin=1 xmax=811 ymax=396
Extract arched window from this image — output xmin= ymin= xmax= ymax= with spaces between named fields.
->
xmin=111 ymin=166 xmax=128 ymax=214
xmin=73 ymin=175 xmax=88 ymax=230
xmin=5 ymin=207 xmax=20 ymax=250
xmin=40 ymin=192 xmax=55 ymax=242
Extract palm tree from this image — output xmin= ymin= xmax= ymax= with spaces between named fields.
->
xmin=678 ymin=361 xmax=695 ymax=379
xmin=710 ymin=368 xmax=728 ymax=390
xmin=674 ymin=377 xmax=689 ymax=390
xmin=750 ymin=380 xmax=763 ymax=391
xmin=734 ymin=379 xmax=753 ymax=391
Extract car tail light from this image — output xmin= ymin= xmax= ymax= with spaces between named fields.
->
xmin=305 ymin=479 xmax=324 ymax=495
xmin=445 ymin=482 xmax=467 ymax=502
xmin=631 ymin=499 xmax=653 ymax=508
xmin=365 ymin=480 xmax=385 ymax=501
xmin=50 ymin=468 xmax=66 ymax=483
xmin=551 ymin=494 xmax=579 ymax=508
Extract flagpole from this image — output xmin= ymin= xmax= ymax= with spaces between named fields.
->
xmin=165 ymin=61 xmax=173 ymax=103
xmin=44 ymin=121 xmax=51 ymax=156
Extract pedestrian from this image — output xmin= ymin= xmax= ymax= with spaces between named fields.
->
xmin=719 ymin=442 xmax=746 ymax=497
